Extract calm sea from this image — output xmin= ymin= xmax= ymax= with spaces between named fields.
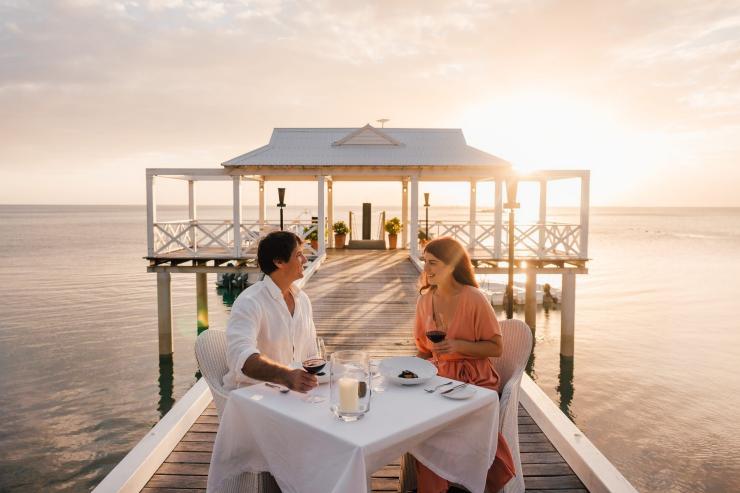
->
xmin=0 ymin=205 xmax=739 ymax=492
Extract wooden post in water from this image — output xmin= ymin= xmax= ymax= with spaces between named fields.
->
xmin=157 ymin=271 xmax=173 ymax=359
xmin=525 ymin=263 xmax=537 ymax=329
xmin=196 ymin=271 xmax=209 ymax=332
xmin=560 ymin=270 xmax=576 ymax=357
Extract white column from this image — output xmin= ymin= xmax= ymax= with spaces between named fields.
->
xmin=317 ymin=176 xmax=326 ymax=256
xmin=188 ymin=180 xmax=197 ymax=250
xmin=410 ymin=176 xmax=419 ymax=258
xmin=232 ymin=176 xmax=242 ymax=258
xmin=494 ymin=179 xmax=503 ymax=259
xmin=258 ymin=178 xmax=266 ymax=226
xmin=327 ymin=180 xmax=334 ymax=248
xmin=157 ymin=270 xmax=173 ymax=357
xmin=146 ymin=173 xmax=156 ymax=257
xmin=468 ymin=180 xmax=477 ymax=253
xmin=538 ymin=179 xmax=547 ymax=257
xmin=580 ymin=171 xmax=590 ymax=259
xmin=560 ymin=270 xmax=576 ymax=357
xmin=402 ymin=178 xmax=409 ymax=249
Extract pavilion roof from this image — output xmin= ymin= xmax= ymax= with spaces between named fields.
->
xmin=222 ymin=124 xmax=510 ymax=168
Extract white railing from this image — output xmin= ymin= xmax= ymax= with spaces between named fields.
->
xmin=151 ymin=219 xmax=584 ymax=259
xmin=152 ymin=220 xmax=321 ymax=257
xmin=420 ymin=221 xmax=584 ymax=259
xmin=153 ymin=220 xmax=236 ymax=255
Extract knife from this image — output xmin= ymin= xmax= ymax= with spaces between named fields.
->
xmin=440 ymin=383 xmax=467 ymax=395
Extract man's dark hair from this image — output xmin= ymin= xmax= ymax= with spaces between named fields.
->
xmin=257 ymin=231 xmax=302 ymax=274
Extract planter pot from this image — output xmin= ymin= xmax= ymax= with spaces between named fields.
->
xmin=388 ymin=234 xmax=398 ymax=250
xmin=310 ymin=239 xmax=319 ymax=251
xmin=419 ymin=239 xmax=428 ymax=250
xmin=334 ymin=234 xmax=346 ymax=249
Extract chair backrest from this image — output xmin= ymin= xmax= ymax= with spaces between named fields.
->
xmin=194 ymin=329 xmax=230 ymax=414
xmin=491 ymin=319 xmax=533 ymax=387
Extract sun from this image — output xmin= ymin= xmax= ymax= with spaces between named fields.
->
xmin=458 ymin=90 xmax=669 ymax=206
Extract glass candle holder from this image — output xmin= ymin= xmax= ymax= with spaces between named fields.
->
xmin=329 ymin=350 xmax=371 ymax=421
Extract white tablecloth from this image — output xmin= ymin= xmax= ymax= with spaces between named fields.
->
xmin=207 ymin=377 xmax=499 ymax=493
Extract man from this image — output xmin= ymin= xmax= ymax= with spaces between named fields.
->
xmin=223 ymin=231 xmax=318 ymax=393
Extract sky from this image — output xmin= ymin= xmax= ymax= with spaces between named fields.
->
xmin=1 ymin=0 xmax=740 ymax=207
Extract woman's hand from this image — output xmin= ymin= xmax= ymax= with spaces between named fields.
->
xmin=431 ymin=338 xmax=464 ymax=355
xmin=432 ymin=336 xmax=502 ymax=358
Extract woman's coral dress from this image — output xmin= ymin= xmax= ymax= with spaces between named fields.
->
xmin=414 ymin=285 xmax=515 ymax=493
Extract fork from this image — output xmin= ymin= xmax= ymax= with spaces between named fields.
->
xmin=264 ymin=382 xmax=290 ymax=393
xmin=424 ymin=381 xmax=453 ymax=393
xmin=440 ymin=383 xmax=467 ymax=395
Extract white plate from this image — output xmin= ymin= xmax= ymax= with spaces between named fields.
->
xmin=441 ymin=385 xmax=476 ymax=400
xmin=379 ymin=356 xmax=437 ymax=386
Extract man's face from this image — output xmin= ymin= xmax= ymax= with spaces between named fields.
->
xmin=278 ymin=242 xmax=307 ymax=282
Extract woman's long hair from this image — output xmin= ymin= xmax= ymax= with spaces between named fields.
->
xmin=419 ymin=236 xmax=478 ymax=294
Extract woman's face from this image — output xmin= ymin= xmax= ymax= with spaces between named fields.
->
xmin=423 ymin=251 xmax=453 ymax=287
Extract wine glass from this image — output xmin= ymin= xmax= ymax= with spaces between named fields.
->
xmin=302 ymin=337 xmax=327 ymax=403
xmin=370 ymin=358 xmax=385 ymax=393
xmin=425 ymin=314 xmax=447 ymax=362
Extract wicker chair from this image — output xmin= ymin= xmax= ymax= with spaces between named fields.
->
xmin=194 ymin=330 xmax=281 ymax=493
xmin=194 ymin=329 xmax=231 ymax=417
xmin=399 ymin=319 xmax=533 ymax=493
xmin=491 ymin=319 xmax=533 ymax=493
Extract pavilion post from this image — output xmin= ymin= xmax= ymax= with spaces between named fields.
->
xmin=469 ymin=180 xmax=477 ymax=253
xmin=146 ymin=173 xmax=156 ymax=257
xmin=494 ymin=179 xmax=503 ymax=259
xmin=258 ymin=178 xmax=266 ymax=226
xmin=538 ymin=180 xmax=547 ymax=257
xmin=317 ymin=176 xmax=326 ymax=256
xmin=327 ymin=180 xmax=334 ymax=248
xmin=410 ymin=176 xmax=419 ymax=258
xmin=402 ymin=178 xmax=409 ymax=248
xmin=232 ymin=176 xmax=242 ymax=258
xmin=188 ymin=180 xmax=197 ymax=251
xmin=580 ymin=171 xmax=590 ymax=259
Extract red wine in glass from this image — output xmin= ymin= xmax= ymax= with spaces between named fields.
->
xmin=302 ymin=358 xmax=327 ymax=374
xmin=426 ymin=331 xmax=446 ymax=343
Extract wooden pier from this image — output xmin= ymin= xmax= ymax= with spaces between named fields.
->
xmin=140 ymin=250 xmax=587 ymax=492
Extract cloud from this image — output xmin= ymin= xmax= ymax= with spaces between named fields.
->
xmin=0 ymin=0 xmax=739 ymax=205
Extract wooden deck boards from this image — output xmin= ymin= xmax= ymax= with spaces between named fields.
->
xmin=141 ymin=249 xmax=587 ymax=492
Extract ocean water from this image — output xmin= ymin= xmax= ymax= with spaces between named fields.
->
xmin=0 ymin=205 xmax=739 ymax=492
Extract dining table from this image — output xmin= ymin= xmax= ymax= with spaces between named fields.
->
xmin=207 ymin=373 xmax=500 ymax=493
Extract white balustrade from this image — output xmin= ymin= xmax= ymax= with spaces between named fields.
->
xmin=151 ymin=219 xmax=584 ymax=260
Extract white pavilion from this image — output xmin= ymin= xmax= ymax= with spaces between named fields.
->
xmin=146 ymin=124 xmax=589 ymax=358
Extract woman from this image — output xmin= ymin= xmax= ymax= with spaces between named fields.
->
xmin=414 ymin=236 xmax=515 ymax=493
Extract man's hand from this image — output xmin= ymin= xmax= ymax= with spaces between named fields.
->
xmin=282 ymin=369 xmax=318 ymax=393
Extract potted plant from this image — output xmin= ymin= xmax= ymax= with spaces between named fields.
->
xmin=332 ymin=221 xmax=350 ymax=249
xmin=384 ymin=217 xmax=402 ymax=249
xmin=418 ymin=230 xmax=430 ymax=249
xmin=303 ymin=227 xmax=319 ymax=251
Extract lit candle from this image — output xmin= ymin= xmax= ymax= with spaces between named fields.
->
xmin=338 ymin=377 xmax=359 ymax=412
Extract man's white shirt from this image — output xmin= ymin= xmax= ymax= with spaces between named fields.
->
xmin=223 ymin=275 xmax=317 ymax=391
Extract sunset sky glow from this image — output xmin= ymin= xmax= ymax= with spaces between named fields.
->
xmin=1 ymin=0 xmax=739 ymax=206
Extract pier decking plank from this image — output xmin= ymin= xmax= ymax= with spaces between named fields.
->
xmin=141 ymin=250 xmax=586 ymax=492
